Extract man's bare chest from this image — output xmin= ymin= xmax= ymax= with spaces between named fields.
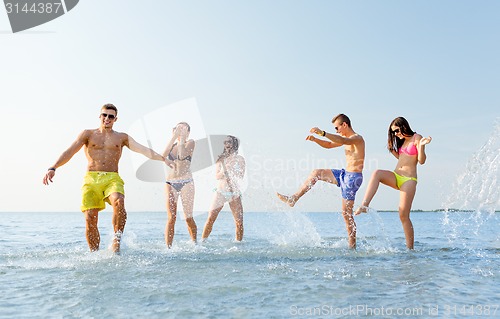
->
xmin=87 ymin=135 xmax=124 ymax=151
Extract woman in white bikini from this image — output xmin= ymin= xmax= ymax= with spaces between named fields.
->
xmin=162 ymin=122 xmax=197 ymax=248
xmin=202 ymin=136 xmax=246 ymax=242
xmin=355 ymin=117 xmax=432 ymax=249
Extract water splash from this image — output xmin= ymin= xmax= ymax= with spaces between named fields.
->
xmin=444 ymin=118 xmax=499 ymax=213
xmin=440 ymin=120 xmax=499 ymax=277
xmin=357 ymin=208 xmax=400 ymax=253
xmin=442 ymin=119 xmax=499 ymax=247
xmin=256 ymin=212 xmax=322 ymax=247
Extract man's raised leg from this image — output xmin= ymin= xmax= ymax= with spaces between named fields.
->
xmin=277 ymin=169 xmax=337 ymax=207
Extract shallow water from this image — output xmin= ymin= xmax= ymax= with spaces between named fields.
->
xmin=1 ymin=211 xmax=499 ymax=318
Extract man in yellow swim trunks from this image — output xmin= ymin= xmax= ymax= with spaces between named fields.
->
xmin=43 ymin=104 xmax=171 ymax=253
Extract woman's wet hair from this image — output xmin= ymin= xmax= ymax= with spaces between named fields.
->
xmin=217 ymin=135 xmax=239 ymax=162
xmin=227 ymin=135 xmax=239 ymax=153
xmin=387 ymin=117 xmax=415 ymax=152
xmin=174 ymin=122 xmax=190 ymax=132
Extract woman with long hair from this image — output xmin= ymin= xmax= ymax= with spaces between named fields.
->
xmin=202 ymin=136 xmax=245 ymax=242
xmin=162 ymin=122 xmax=197 ymax=248
xmin=355 ymin=117 xmax=432 ymax=249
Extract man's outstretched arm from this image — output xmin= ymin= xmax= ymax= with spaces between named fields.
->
xmin=43 ymin=130 xmax=88 ymax=185
xmin=127 ymin=135 xmax=165 ymax=161
xmin=324 ymin=132 xmax=363 ymax=146
xmin=306 ymin=135 xmax=342 ymax=149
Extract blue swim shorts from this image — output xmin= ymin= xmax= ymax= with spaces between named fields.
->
xmin=331 ymin=169 xmax=363 ymax=201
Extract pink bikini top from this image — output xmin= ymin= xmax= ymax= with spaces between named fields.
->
xmin=399 ymin=135 xmax=418 ymax=156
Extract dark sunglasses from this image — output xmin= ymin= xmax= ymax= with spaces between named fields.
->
xmin=392 ymin=128 xmax=400 ymax=134
xmin=101 ymin=113 xmax=116 ymax=120
xmin=334 ymin=122 xmax=345 ymax=132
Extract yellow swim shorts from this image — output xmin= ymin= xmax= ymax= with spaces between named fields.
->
xmin=81 ymin=171 xmax=125 ymax=212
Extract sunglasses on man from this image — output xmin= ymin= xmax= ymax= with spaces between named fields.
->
xmin=101 ymin=113 xmax=116 ymax=120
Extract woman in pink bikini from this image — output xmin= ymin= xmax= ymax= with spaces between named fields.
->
xmin=355 ymin=117 xmax=432 ymax=249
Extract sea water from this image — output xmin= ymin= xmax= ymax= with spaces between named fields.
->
xmin=1 ymin=210 xmax=499 ymax=319
xmin=2 ymin=121 xmax=499 ymax=319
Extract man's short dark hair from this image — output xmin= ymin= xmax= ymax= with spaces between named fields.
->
xmin=102 ymin=103 xmax=118 ymax=114
xmin=332 ymin=114 xmax=351 ymax=127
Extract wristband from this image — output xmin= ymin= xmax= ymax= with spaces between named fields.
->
xmin=321 ymin=130 xmax=326 ymax=137
xmin=48 ymin=167 xmax=56 ymax=171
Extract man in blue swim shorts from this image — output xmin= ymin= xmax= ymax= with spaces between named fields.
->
xmin=331 ymin=169 xmax=363 ymax=201
xmin=277 ymin=114 xmax=365 ymax=249
xmin=43 ymin=104 xmax=172 ymax=253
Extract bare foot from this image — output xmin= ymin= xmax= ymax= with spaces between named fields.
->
xmin=354 ymin=206 xmax=368 ymax=216
xmin=276 ymin=193 xmax=297 ymax=207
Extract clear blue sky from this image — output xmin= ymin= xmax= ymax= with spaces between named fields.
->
xmin=0 ymin=1 xmax=498 ymax=213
